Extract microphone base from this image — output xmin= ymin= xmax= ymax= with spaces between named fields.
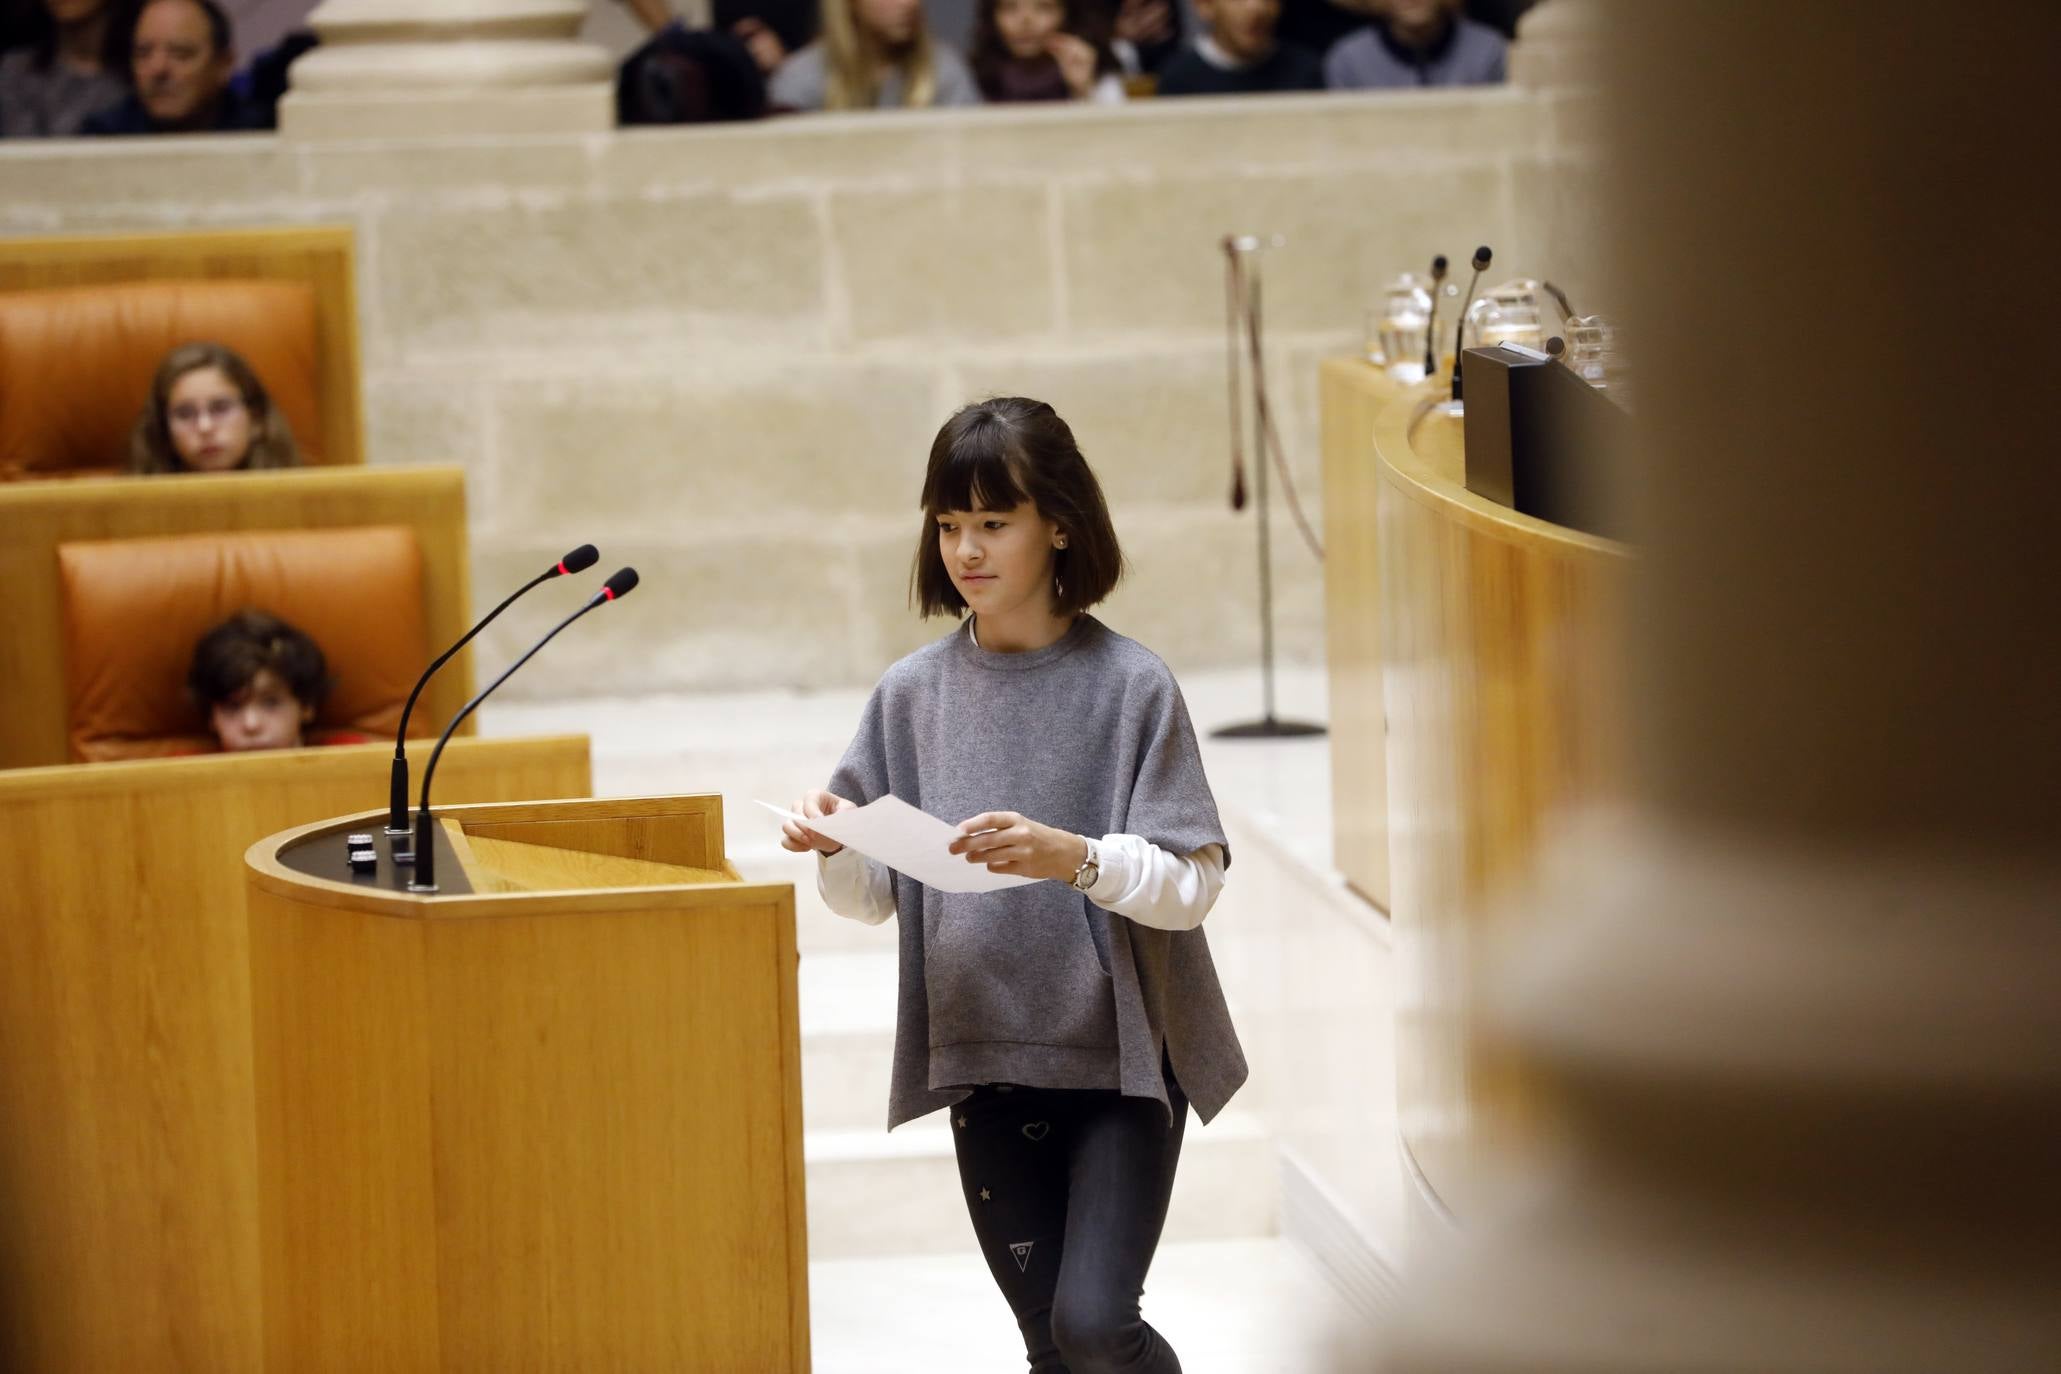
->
xmin=405 ymin=881 xmax=439 ymax=894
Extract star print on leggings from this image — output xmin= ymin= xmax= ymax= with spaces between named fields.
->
xmin=979 ymin=1187 xmax=991 ymax=1202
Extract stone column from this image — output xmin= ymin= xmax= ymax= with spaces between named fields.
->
xmin=1383 ymin=2 xmax=2061 ymax=1370
xmin=279 ymin=0 xmax=614 ymax=140
xmin=1506 ymin=0 xmax=1604 ymax=91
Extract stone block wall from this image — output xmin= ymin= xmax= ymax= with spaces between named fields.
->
xmin=0 ymin=89 xmax=1602 ymax=696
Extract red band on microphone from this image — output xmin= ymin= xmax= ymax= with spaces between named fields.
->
xmin=602 ymin=587 xmax=616 ymax=601
xmin=556 ymin=560 xmax=569 ymax=576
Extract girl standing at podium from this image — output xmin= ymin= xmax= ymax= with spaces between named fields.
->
xmin=782 ymin=396 xmax=1245 ymax=1374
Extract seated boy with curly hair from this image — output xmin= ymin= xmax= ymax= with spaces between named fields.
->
xmin=188 ymin=609 xmax=364 ymax=752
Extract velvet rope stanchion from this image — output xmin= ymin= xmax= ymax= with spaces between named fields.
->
xmin=1212 ymin=233 xmax=1325 ymax=742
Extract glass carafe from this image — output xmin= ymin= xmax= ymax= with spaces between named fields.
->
xmin=1462 ymin=277 xmax=1548 ymax=353
xmin=1365 ymin=273 xmax=1435 ymax=383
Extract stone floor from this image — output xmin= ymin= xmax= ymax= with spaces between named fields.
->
xmin=810 ymin=1238 xmax=1372 ymax=1374
xmin=486 ymin=664 xmax=1380 ymax=1371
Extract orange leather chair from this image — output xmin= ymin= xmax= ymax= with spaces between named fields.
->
xmin=57 ymin=527 xmax=430 ymax=762
xmin=0 ymin=279 xmax=323 ymax=481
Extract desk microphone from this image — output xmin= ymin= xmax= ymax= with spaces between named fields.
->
xmin=409 ymin=567 xmax=639 ymax=893
xmin=387 ymin=543 xmax=598 ymax=836
xmin=1423 ymin=254 xmax=1448 ymax=379
xmin=1450 ymin=245 xmax=1493 ymax=403
xmin=1542 ymin=279 xmax=1575 ymax=326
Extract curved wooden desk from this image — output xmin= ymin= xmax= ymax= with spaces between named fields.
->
xmin=244 ymin=795 xmax=808 ymax=1373
xmin=1318 ymin=356 xmax=1413 ymax=912
xmin=1374 ymin=382 xmax=1633 ymax=1222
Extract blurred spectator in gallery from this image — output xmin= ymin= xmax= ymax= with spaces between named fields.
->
xmin=0 ymin=0 xmax=134 ymax=137
xmin=82 ymin=0 xmax=263 ymax=134
xmin=128 ymin=341 xmax=301 ymax=475
xmin=767 ymin=0 xmax=979 ymax=110
xmin=187 ymin=609 xmax=353 ymax=753
xmin=232 ymin=24 xmax=317 ymax=128
xmin=617 ymin=21 xmax=770 ymax=122
xmin=971 ymin=0 xmax=1122 ymax=104
xmin=613 ymin=0 xmax=817 ymax=76
xmin=1324 ymin=0 xmax=1504 ymax=90
xmin=1155 ymin=0 xmax=1320 ymax=96
xmin=1270 ymin=0 xmax=1524 ymax=61
xmin=1072 ymin=0 xmax=1178 ymax=77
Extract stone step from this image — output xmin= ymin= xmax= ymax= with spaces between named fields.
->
xmin=802 ymin=1107 xmax=1278 ymax=1259
xmin=798 ymin=948 xmax=898 ymax=1132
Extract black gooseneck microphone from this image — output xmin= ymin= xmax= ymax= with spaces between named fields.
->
xmin=1422 ymin=253 xmax=1448 ymax=379
xmin=1449 ymin=245 xmax=1493 ymax=403
xmin=1541 ymin=279 xmax=1575 ymax=326
xmin=386 ymin=543 xmax=598 ymax=836
xmin=409 ymin=567 xmax=638 ymax=893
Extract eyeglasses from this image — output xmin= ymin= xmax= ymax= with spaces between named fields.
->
xmin=168 ymin=397 xmax=245 ymax=427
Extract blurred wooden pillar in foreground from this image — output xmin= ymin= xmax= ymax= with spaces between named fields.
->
xmin=1382 ymin=3 xmax=2061 ymax=1369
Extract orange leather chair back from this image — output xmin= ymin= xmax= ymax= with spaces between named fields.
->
xmin=0 ymin=280 xmax=322 ymax=481
xmin=57 ymin=527 xmax=429 ymax=762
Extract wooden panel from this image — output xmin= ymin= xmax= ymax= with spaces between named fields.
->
xmin=1318 ymin=356 xmax=1410 ymax=912
xmin=248 ymin=885 xmax=444 ymax=1371
xmin=0 ymin=225 xmax=363 ymax=470
xmin=0 ymin=465 xmax=474 ymax=769
xmin=1376 ymin=389 xmax=1632 ymax=1220
xmin=0 ymin=736 xmax=591 ymax=1374
xmin=458 ymin=794 xmax=726 ymax=870
xmin=245 ymin=798 xmax=809 ymax=1372
xmin=457 ymin=831 xmax=732 ymax=891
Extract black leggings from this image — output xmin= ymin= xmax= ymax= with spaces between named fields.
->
xmin=948 ymin=1069 xmax=1188 ymax=1374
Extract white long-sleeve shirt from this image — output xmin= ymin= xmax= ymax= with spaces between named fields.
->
xmin=818 ymin=834 xmax=1225 ymax=932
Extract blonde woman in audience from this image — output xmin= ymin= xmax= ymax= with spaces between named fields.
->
xmin=128 ymin=341 xmax=301 ymax=474
xmin=767 ymin=0 xmax=979 ymax=110
xmin=970 ymin=0 xmax=1124 ymax=104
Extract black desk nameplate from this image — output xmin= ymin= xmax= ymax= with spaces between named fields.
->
xmin=1460 ymin=344 xmax=1631 ymax=542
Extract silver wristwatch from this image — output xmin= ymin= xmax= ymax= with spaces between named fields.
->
xmin=1070 ymin=836 xmax=1100 ymax=892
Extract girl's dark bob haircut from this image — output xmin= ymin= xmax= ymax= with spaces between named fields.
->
xmin=911 ymin=397 xmax=1123 ymax=619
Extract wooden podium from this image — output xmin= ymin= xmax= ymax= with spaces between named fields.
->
xmin=242 ymin=795 xmax=809 ymax=1372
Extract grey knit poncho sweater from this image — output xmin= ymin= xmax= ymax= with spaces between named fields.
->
xmin=829 ymin=616 xmax=1248 ymax=1130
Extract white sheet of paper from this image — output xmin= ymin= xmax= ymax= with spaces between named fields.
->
xmin=757 ymin=796 xmax=1039 ymax=894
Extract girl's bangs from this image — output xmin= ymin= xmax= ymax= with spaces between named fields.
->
xmin=922 ymin=429 xmax=1031 ymax=515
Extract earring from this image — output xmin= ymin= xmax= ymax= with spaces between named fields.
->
xmin=1054 ymin=575 xmax=1066 ymax=600
xmin=1055 ymin=536 xmax=1068 ymax=549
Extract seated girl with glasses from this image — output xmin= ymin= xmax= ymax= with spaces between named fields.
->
xmin=128 ymin=341 xmax=302 ymax=475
